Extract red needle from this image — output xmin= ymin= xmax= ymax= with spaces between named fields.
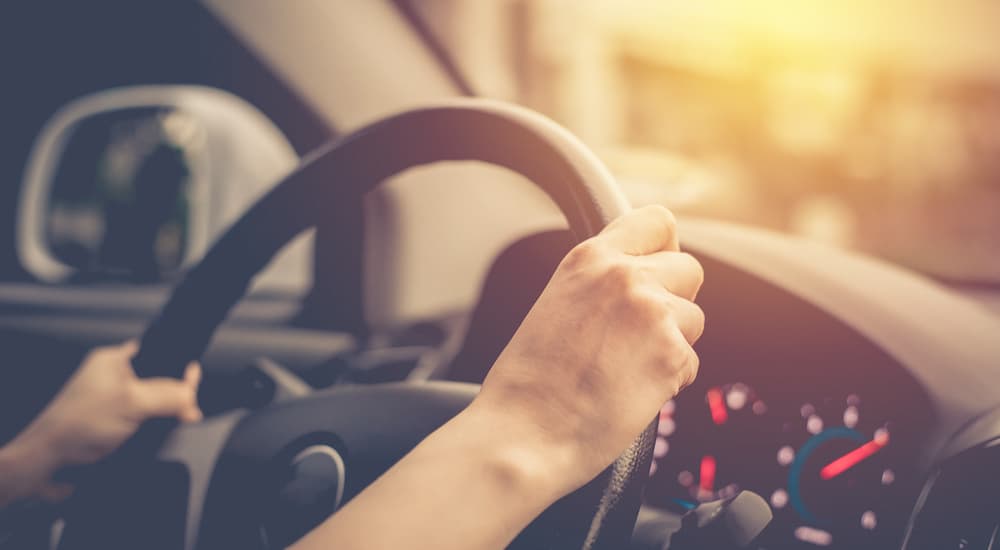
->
xmin=707 ymin=388 xmax=728 ymax=425
xmin=699 ymin=455 xmax=717 ymax=492
xmin=820 ymin=435 xmax=888 ymax=480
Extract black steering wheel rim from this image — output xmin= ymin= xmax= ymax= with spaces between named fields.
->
xmin=110 ymin=98 xmax=653 ymax=549
xmin=133 ymin=98 xmax=631 ymax=381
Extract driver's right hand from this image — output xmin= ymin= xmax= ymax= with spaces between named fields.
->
xmin=474 ymin=204 xmax=705 ymax=497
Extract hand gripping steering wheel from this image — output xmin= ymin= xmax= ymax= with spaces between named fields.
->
xmin=58 ymin=98 xmax=656 ymax=550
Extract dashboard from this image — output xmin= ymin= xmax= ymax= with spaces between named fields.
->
xmin=455 ymin=221 xmax=1000 ymax=550
xmin=9 ymin=218 xmax=997 ymax=550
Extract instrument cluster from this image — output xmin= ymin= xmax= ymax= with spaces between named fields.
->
xmin=646 ymin=381 xmax=915 ymax=549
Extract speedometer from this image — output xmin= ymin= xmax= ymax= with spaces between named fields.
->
xmin=648 ymin=383 xmax=903 ymax=549
xmin=650 ymin=383 xmax=773 ymax=509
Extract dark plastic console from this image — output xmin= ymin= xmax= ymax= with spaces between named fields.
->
xmin=904 ymin=437 xmax=1000 ymax=550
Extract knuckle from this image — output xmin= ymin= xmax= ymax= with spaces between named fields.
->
xmin=659 ymin=293 xmax=678 ymax=314
xmin=563 ymin=239 xmax=604 ymax=269
xmin=692 ymin=304 xmax=706 ymax=335
xmin=643 ymin=204 xmax=677 ymax=231
xmin=652 ymin=335 xmax=696 ymax=396
xmin=664 ymin=294 xmax=706 ymax=343
xmin=683 ymin=301 xmax=706 ymax=342
xmin=680 ymin=252 xmax=705 ymax=289
xmin=662 ymin=327 xmax=689 ymax=364
xmin=603 ymin=261 xmax=636 ymax=289
xmin=673 ymin=348 xmax=697 ymax=385
xmin=628 ymin=288 xmax=664 ymax=321
xmin=683 ymin=351 xmax=701 ymax=388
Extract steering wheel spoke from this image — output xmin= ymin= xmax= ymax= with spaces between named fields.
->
xmin=158 ymin=411 xmax=248 ymax=550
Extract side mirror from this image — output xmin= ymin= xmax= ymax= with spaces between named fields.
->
xmin=17 ymin=85 xmax=302 ymax=284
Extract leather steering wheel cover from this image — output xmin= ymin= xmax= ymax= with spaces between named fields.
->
xmin=132 ymin=98 xmax=652 ymax=549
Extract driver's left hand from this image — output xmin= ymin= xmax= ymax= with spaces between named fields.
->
xmin=0 ymin=341 xmax=202 ymax=504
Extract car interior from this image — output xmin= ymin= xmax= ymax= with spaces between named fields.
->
xmin=2 ymin=2 xmax=1000 ymax=549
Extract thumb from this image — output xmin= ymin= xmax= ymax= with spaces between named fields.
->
xmin=129 ymin=363 xmax=203 ymax=422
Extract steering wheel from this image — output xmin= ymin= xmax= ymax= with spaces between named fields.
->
xmin=57 ymin=98 xmax=656 ymax=550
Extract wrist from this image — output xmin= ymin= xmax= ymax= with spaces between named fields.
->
xmin=0 ymin=443 xmax=36 ymax=506
xmin=457 ymin=398 xmax=586 ymax=502
xmin=0 ymin=429 xmax=59 ymax=505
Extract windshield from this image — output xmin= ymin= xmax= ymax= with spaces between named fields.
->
xmin=408 ymin=0 xmax=1000 ymax=285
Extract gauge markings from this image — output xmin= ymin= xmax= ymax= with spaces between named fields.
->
xmin=794 ymin=526 xmax=833 ymax=546
xmin=777 ymin=445 xmax=795 ymax=466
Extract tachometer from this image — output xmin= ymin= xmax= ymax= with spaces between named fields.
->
xmin=769 ymin=395 xmax=897 ymax=549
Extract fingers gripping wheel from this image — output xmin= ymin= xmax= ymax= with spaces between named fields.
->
xmin=85 ymin=99 xmax=652 ymax=549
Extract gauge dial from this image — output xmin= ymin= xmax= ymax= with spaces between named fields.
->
xmin=770 ymin=395 xmax=897 ymax=548
xmin=650 ymin=383 xmax=771 ymax=510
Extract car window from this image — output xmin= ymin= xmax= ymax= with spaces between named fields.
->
xmin=407 ymin=0 xmax=1000 ymax=286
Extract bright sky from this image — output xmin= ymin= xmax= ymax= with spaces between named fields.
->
xmin=586 ymin=0 xmax=1000 ymax=79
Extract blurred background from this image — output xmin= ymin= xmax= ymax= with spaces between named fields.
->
xmin=2 ymin=0 xmax=997 ymax=318
xmin=407 ymin=0 xmax=1000 ymax=293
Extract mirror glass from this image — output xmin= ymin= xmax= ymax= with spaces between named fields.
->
xmin=45 ymin=107 xmax=204 ymax=281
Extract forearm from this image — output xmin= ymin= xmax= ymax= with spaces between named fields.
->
xmin=292 ymin=206 xmax=704 ymax=548
xmin=0 ymin=432 xmax=51 ymax=508
xmin=291 ymin=400 xmax=578 ymax=550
